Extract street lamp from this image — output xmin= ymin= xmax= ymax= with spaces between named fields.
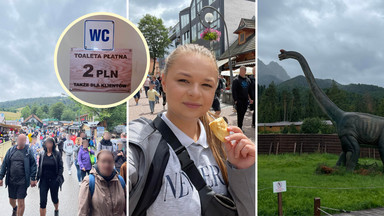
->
xmin=198 ymin=6 xmax=234 ymax=88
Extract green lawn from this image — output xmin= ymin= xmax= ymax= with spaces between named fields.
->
xmin=258 ymin=153 xmax=384 ymax=215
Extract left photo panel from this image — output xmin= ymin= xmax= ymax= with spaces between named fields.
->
xmin=0 ymin=0 xmax=144 ymax=215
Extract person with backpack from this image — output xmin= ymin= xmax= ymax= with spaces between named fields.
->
xmin=63 ymin=134 xmax=75 ymax=175
xmin=78 ymin=139 xmax=95 ymax=180
xmin=78 ymin=150 xmax=126 ymax=215
xmin=129 ymin=44 xmax=255 ymax=216
xmin=37 ymin=138 xmax=64 ymax=216
xmin=0 ymin=134 xmax=37 ymax=216
xmin=113 ymin=141 xmax=126 ymax=173
xmin=97 ymin=132 xmax=114 ymax=152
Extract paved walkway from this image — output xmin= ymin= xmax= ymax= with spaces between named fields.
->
xmin=0 ymin=154 xmax=79 ymax=215
xmin=334 ymin=208 xmax=384 ymax=216
xmin=128 ymin=96 xmax=255 ymax=141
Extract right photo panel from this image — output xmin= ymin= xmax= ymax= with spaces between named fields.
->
xmin=259 ymin=1 xmax=384 ymax=215
xmin=128 ymin=0 xmax=256 ymax=215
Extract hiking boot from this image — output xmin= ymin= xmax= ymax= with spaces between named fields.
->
xmin=54 ymin=210 xmax=59 ymax=216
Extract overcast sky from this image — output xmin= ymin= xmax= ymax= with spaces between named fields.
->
xmin=129 ymin=0 xmax=190 ymax=27
xmin=0 ymin=0 xmax=125 ymax=102
xmin=259 ymin=0 xmax=384 ymax=87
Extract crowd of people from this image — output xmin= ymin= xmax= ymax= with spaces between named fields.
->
xmin=0 ymin=128 xmax=127 ymax=216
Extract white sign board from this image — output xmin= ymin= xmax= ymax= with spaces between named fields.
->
xmin=273 ymin=181 xmax=287 ymax=193
xmin=84 ymin=20 xmax=114 ymax=50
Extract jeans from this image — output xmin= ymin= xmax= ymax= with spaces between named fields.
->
xmin=81 ymin=170 xmax=90 ymax=181
xmin=66 ymin=154 xmax=73 ymax=171
xmin=149 ymin=100 xmax=155 ymax=113
xmin=75 ymin=161 xmax=82 ymax=182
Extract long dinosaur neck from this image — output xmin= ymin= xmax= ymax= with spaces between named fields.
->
xmin=294 ymin=53 xmax=344 ymax=123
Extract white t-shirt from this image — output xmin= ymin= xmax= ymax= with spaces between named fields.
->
xmin=147 ymin=113 xmax=227 ymax=216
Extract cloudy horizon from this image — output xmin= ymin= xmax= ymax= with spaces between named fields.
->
xmin=259 ymin=0 xmax=384 ymax=88
xmin=0 ymin=0 xmax=126 ymax=103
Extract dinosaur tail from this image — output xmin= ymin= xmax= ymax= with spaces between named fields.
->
xmin=280 ymin=50 xmax=344 ymax=123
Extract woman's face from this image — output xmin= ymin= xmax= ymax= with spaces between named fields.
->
xmin=82 ymin=141 xmax=89 ymax=148
xmin=46 ymin=141 xmax=53 ymax=150
xmin=97 ymin=153 xmax=114 ymax=176
xmin=162 ymin=53 xmax=217 ymax=121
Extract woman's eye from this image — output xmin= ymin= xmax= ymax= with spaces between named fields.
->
xmin=178 ymin=79 xmax=189 ymax=83
xmin=202 ymin=84 xmax=213 ymax=88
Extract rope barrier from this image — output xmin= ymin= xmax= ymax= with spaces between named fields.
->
xmin=318 ymin=207 xmax=333 ymax=216
xmin=258 ymin=185 xmax=384 ymax=191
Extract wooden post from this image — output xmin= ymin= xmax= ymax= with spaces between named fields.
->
xmin=317 ymin=143 xmax=321 ymax=153
xmin=276 ymin=142 xmax=279 ymax=155
xmin=300 ymin=142 xmax=303 ymax=155
xmin=324 ymin=143 xmax=327 ymax=153
xmin=314 ymin=197 xmax=321 ymax=216
xmin=269 ymin=142 xmax=273 ymax=155
xmin=293 ymin=142 xmax=297 ymax=154
xmin=278 ymin=192 xmax=283 ymax=216
xmin=369 ymin=148 xmax=371 ymax=158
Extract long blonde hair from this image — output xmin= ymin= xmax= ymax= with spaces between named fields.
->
xmin=163 ymin=44 xmax=228 ymax=184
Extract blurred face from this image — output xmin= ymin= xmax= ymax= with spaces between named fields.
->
xmin=162 ymin=53 xmax=217 ymax=121
xmin=46 ymin=141 xmax=53 ymax=150
xmin=240 ymin=67 xmax=246 ymax=77
xmin=17 ymin=134 xmax=26 ymax=147
xmin=97 ymin=152 xmax=114 ymax=176
xmin=82 ymin=140 xmax=89 ymax=148
xmin=76 ymin=138 xmax=82 ymax=145
xmin=104 ymin=133 xmax=110 ymax=140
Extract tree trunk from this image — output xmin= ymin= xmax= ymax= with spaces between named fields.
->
xmin=151 ymin=57 xmax=157 ymax=75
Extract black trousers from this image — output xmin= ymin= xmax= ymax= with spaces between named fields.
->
xmin=39 ymin=178 xmax=59 ymax=209
xmin=236 ymin=100 xmax=249 ymax=130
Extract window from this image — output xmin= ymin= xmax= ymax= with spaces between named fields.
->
xmin=239 ymin=32 xmax=245 ymax=43
xmin=209 ymin=0 xmax=215 ymax=5
xmin=196 ymin=0 xmax=202 ymax=13
xmin=181 ymin=14 xmax=189 ymax=29
xmin=192 ymin=24 xmax=197 ymax=41
xmin=191 ymin=0 xmax=196 ymax=20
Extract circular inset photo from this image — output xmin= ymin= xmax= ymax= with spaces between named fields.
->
xmin=54 ymin=12 xmax=150 ymax=108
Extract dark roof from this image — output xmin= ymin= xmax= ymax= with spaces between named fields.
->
xmin=234 ymin=18 xmax=255 ymax=34
xmin=219 ymin=33 xmax=255 ymax=60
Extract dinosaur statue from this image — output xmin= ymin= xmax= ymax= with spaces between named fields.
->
xmin=278 ymin=49 xmax=384 ymax=171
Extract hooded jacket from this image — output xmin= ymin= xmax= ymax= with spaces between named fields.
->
xmin=78 ymin=147 xmax=94 ymax=171
xmin=78 ymin=168 xmax=126 ymax=216
xmin=36 ymin=150 xmax=64 ymax=189
xmin=129 ymin=117 xmax=255 ymax=216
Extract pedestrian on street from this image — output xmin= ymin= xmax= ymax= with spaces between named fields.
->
xmin=151 ymin=75 xmax=160 ymax=103
xmin=37 ymin=138 xmax=64 ymax=216
xmin=133 ymin=89 xmax=141 ymax=106
xmin=143 ymin=75 xmax=151 ymax=98
xmin=0 ymin=134 xmax=37 ymax=216
xmin=159 ymin=76 xmax=167 ymax=109
xmin=30 ymin=134 xmax=42 ymax=165
xmin=231 ymin=66 xmax=254 ymax=130
xmin=78 ymin=150 xmax=126 ymax=216
xmin=129 ymin=44 xmax=255 ymax=216
xmin=113 ymin=142 xmax=126 ymax=173
xmin=147 ymin=83 xmax=160 ymax=114
xmin=97 ymin=132 xmax=114 ymax=152
xmin=74 ymin=137 xmax=83 ymax=185
xmin=63 ymin=134 xmax=75 ymax=175
xmin=250 ymin=66 xmax=256 ymax=128
xmin=78 ymin=139 xmax=95 ymax=180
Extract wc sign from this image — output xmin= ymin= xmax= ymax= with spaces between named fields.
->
xmin=84 ymin=20 xmax=114 ymax=50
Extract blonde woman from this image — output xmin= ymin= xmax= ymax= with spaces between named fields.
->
xmin=129 ymin=44 xmax=255 ymax=216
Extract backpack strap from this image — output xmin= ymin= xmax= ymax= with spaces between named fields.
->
xmin=89 ymin=174 xmax=95 ymax=197
xmin=152 ymin=114 xmax=207 ymax=191
xmin=118 ymin=175 xmax=125 ymax=188
xmin=131 ymin=137 xmax=170 ymax=216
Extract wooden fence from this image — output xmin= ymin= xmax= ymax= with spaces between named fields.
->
xmin=258 ymin=134 xmax=380 ymax=159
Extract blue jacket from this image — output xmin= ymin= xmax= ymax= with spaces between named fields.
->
xmin=0 ymin=145 xmax=37 ymax=188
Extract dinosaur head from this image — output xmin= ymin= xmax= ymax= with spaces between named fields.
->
xmin=278 ymin=49 xmax=300 ymax=61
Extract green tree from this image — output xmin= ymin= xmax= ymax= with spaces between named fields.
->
xmin=138 ymin=14 xmax=171 ymax=74
xmin=61 ymin=108 xmax=76 ymax=121
xmin=30 ymin=104 xmax=39 ymax=115
xmin=50 ymin=102 xmax=65 ymax=120
xmin=258 ymin=82 xmax=279 ymax=123
xmin=42 ymin=105 xmax=49 ymax=114
xmin=301 ymin=117 xmax=324 ymax=134
xmin=21 ymin=106 xmax=31 ymax=119
xmin=290 ymin=88 xmax=301 ymax=121
xmin=35 ymin=107 xmax=47 ymax=119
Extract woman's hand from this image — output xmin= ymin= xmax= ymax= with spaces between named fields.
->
xmin=223 ymin=126 xmax=255 ymax=169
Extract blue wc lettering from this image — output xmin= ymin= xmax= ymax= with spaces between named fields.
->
xmin=89 ymin=29 xmax=110 ymax=42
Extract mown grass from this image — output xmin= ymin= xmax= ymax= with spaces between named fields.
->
xmin=258 ymin=153 xmax=384 ymax=215
xmin=1 ymin=111 xmax=21 ymax=120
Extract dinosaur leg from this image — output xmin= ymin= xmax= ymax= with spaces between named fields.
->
xmin=336 ymin=151 xmax=346 ymax=166
xmin=339 ymin=136 xmax=360 ymax=171
xmin=377 ymin=138 xmax=384 ymax=171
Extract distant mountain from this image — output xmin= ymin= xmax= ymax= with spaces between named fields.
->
xmin=0 ymin=96 xmax=74 ymax=109
xmin=258 ymin=58 xmax=290 ymax=86
xmin=277 ymin=75 xmax=384 ymax=99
